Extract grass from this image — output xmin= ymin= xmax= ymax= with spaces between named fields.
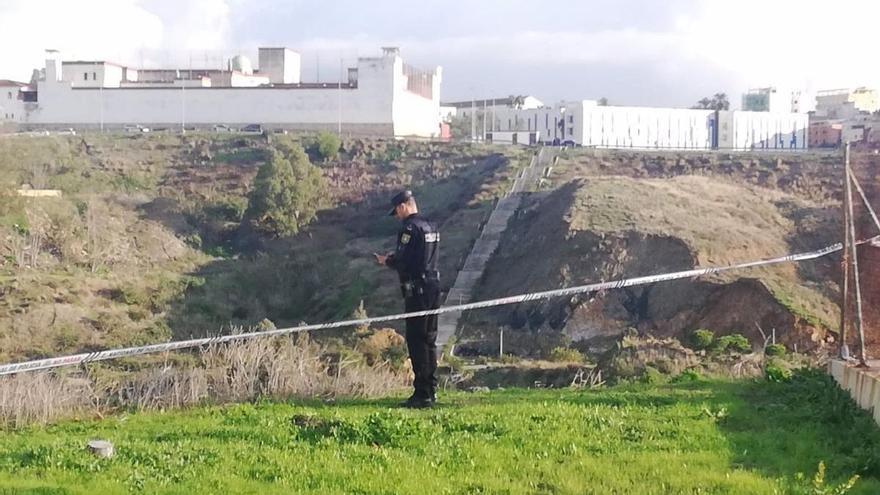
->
xmin=559 ymin=175 xmax=837 ymax=332
xmin=0 ymin=371 xmax=878 ymax=494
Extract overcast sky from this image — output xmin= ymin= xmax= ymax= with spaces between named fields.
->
xmin=1 ymin=0 xmax=878 ymax=108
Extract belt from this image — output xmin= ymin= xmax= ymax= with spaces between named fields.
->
xmin=402 ymin=271 xmax=440 ymax=283
xmin=400 ymin=272 xmax=439 ymax=298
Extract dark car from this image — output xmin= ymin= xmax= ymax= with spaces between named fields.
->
xmin=562 ymin=139 xmax=576 ymax=147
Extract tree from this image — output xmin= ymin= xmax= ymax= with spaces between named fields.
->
xmin=315 ymin=131 xmax=340 ymax=162
xmin=597 ymin=97 xmax=609 ymax=106
xmin=245 ymin=143 xmax=327 ymax=237
xmin=692 ymin=93 xmax=730 ymax=111
xmin=507 ymin=94 xmax=526 ymax=110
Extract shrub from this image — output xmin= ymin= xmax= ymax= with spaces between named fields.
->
xmin=316 ymin=132 xmax=341 ymax=162
xmin=640 ymin=366 xmax=666 ymax=385
xmin=713 ymin=333 xmax=751 ymax=354
xmin=789 ymin=461 xmax=859 ymax=495
xmin=245 ymin=144 xmax=327 ymax=237
xmin=671 ymin=368 xmax=705 ymax=383
xmin=765 ymin=360 xmax=793 ymax=382
xmin=690 ymin=329 xmax=714 ymax=350
xmin=548 ymin=346 xmax=585 ymax=364
xmin=357 ymin=328 xmax=405 ymax=367
xmin=499 ymin=354 xmax=522 ymax=364
xmin=765 ymin=343 xmax=786 ymax=357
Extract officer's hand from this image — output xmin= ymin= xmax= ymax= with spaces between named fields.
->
xmin=373 ymin=253 xmax=388 ymax=265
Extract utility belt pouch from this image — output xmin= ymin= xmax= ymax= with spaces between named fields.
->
xmin=400 ymin=280 xmax=425 ymax=298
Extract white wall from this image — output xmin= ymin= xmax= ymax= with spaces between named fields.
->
xmin=730 ymin=111 xmax=808 ymax=150
xmin=486 ymin=100 xmax=808 ymax=150
xmin=579 ymin=104 xmax=714 ymax=149
xmin=62 ymin=63 xmax=124 ymax=88
xmin=258 ymin=48 xmax=301 ymax=84
xmin=0 ymin=85 xmax=24 ymax=122
xmin=390 ymin=57 xmax=442 ymax=137
xmin=26 ymin=52 xmax=442 ymax=137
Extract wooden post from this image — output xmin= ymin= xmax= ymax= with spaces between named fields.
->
xmin=840 ymin=143 xmax=852 ymax=359
xmin=846 ymin=153 xmax=869 ymax=366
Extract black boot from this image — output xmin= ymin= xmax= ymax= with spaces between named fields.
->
xmin=400 ymin=394 xmax=433 ymax=409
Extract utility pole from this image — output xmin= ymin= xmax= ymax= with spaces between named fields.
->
xmin=471 ymin=98 xmax=476 ymax=142
xmin=337 ymin=56 xmax=342 ymax=135
xmin=181 ymin=80 xmax=186 ymax=134
xmin=99 ymin=84 xmax=104 ymax=133
xmin=482 ymin=98 xmax=487 ymax=141
xmin=492 ymin=98 xmax=496 ymax=132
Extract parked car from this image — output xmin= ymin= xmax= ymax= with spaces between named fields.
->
xmin=212 ymin=124 xmax=231 ymax=132
xmin=123 ymin=125 xmax=150 ymax=133
xmin=562 ymin=139 xmax=576 ymax=146
xmin=240 ymin=124 xmax=263 ymax=133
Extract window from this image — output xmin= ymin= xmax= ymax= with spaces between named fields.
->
xmin=92 ymin=72 xmax=97 ymax=80
xmin=545 ymin=114 xmax=548 ymax=127
xmin=84 ymin=73 xmax=88 ymax=81
xmin=569 ymin=115 xmax=574 ymax=123
xmin=6 ymin=91 xmax=11 ymax=99
xmin=569 ymin=127 xmax=574 ymax=135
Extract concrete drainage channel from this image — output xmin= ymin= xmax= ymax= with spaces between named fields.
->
xmin=437 ymin=147 xmax=553 ymax=356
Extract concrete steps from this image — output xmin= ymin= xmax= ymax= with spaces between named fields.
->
xmin=436 ymin=148 xmax=550 ymax=355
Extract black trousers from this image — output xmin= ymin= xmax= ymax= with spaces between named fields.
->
xmin=404 ymin=281 xmax=440 ymax=399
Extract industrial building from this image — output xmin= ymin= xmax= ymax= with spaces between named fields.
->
xmin=1 ymin=47 xmax=443 ymax=138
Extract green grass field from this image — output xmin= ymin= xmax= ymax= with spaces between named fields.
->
xmin=0 ymin=371 xmax=877 ymax=494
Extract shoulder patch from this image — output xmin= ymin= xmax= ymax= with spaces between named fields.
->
xmin=400 ymin=233 xmax=411 ymax=244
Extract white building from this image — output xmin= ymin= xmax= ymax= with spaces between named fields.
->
xmin=486 ymin=100 xmax=808 ymax=150
xmin=440 ymin=96 xmax=542 ymax=133
xmin=742 ymin=87 xmax=789 ymax=113
xmin=17 ymin=47 xmax=443 ymax=137
xmin=0 ymin=80 xmax=27 ymax=123
xmin=815 ymin=87 xmax=879 ymax=120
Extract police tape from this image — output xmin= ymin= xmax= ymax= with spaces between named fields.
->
xmin=0 ymin=238 xmax=872 ymax=376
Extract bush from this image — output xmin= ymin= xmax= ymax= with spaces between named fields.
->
xmin=712 ymin=333 xmax=751 ymax=354
xmin=765 ymin=360 xmax=793 ymax=382
xmin=316 ymin=132 xmax=340 ymax=162
xmin=548 ymin=346 xmax=585 ymax=364
xmin=640 ymin=366 xmax=666 ymax=385
xmin=690 ymin=329 xmax=714 ymax=350
xmin=245 ymin=144 xmax=327 ymax=237
xmin=499 ymin=354 xmax=521 ymax=364
xmin=765 ymin=343 xmax=786 ymax=357
xmin=671 ymin=368 xmax=705 ymax=383
xmin=789 ymin=461 xmax=859 ymax=495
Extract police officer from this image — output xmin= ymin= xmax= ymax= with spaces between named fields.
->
xmin=374 ymin=190 xmax=440 ymax=408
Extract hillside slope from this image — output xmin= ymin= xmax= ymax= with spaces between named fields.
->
xmin=460 ymin=149 xmax=842 ymax=356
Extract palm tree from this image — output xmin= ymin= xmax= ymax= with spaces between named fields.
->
xmin=507 ymin=94 xmax=526 ymax=110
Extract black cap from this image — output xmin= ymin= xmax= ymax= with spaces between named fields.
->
xmin=388 ymin=190 xmax=413 ymax=216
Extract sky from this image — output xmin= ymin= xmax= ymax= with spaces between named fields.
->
xmin=1 ymin=0 xmax=879 ymax=109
